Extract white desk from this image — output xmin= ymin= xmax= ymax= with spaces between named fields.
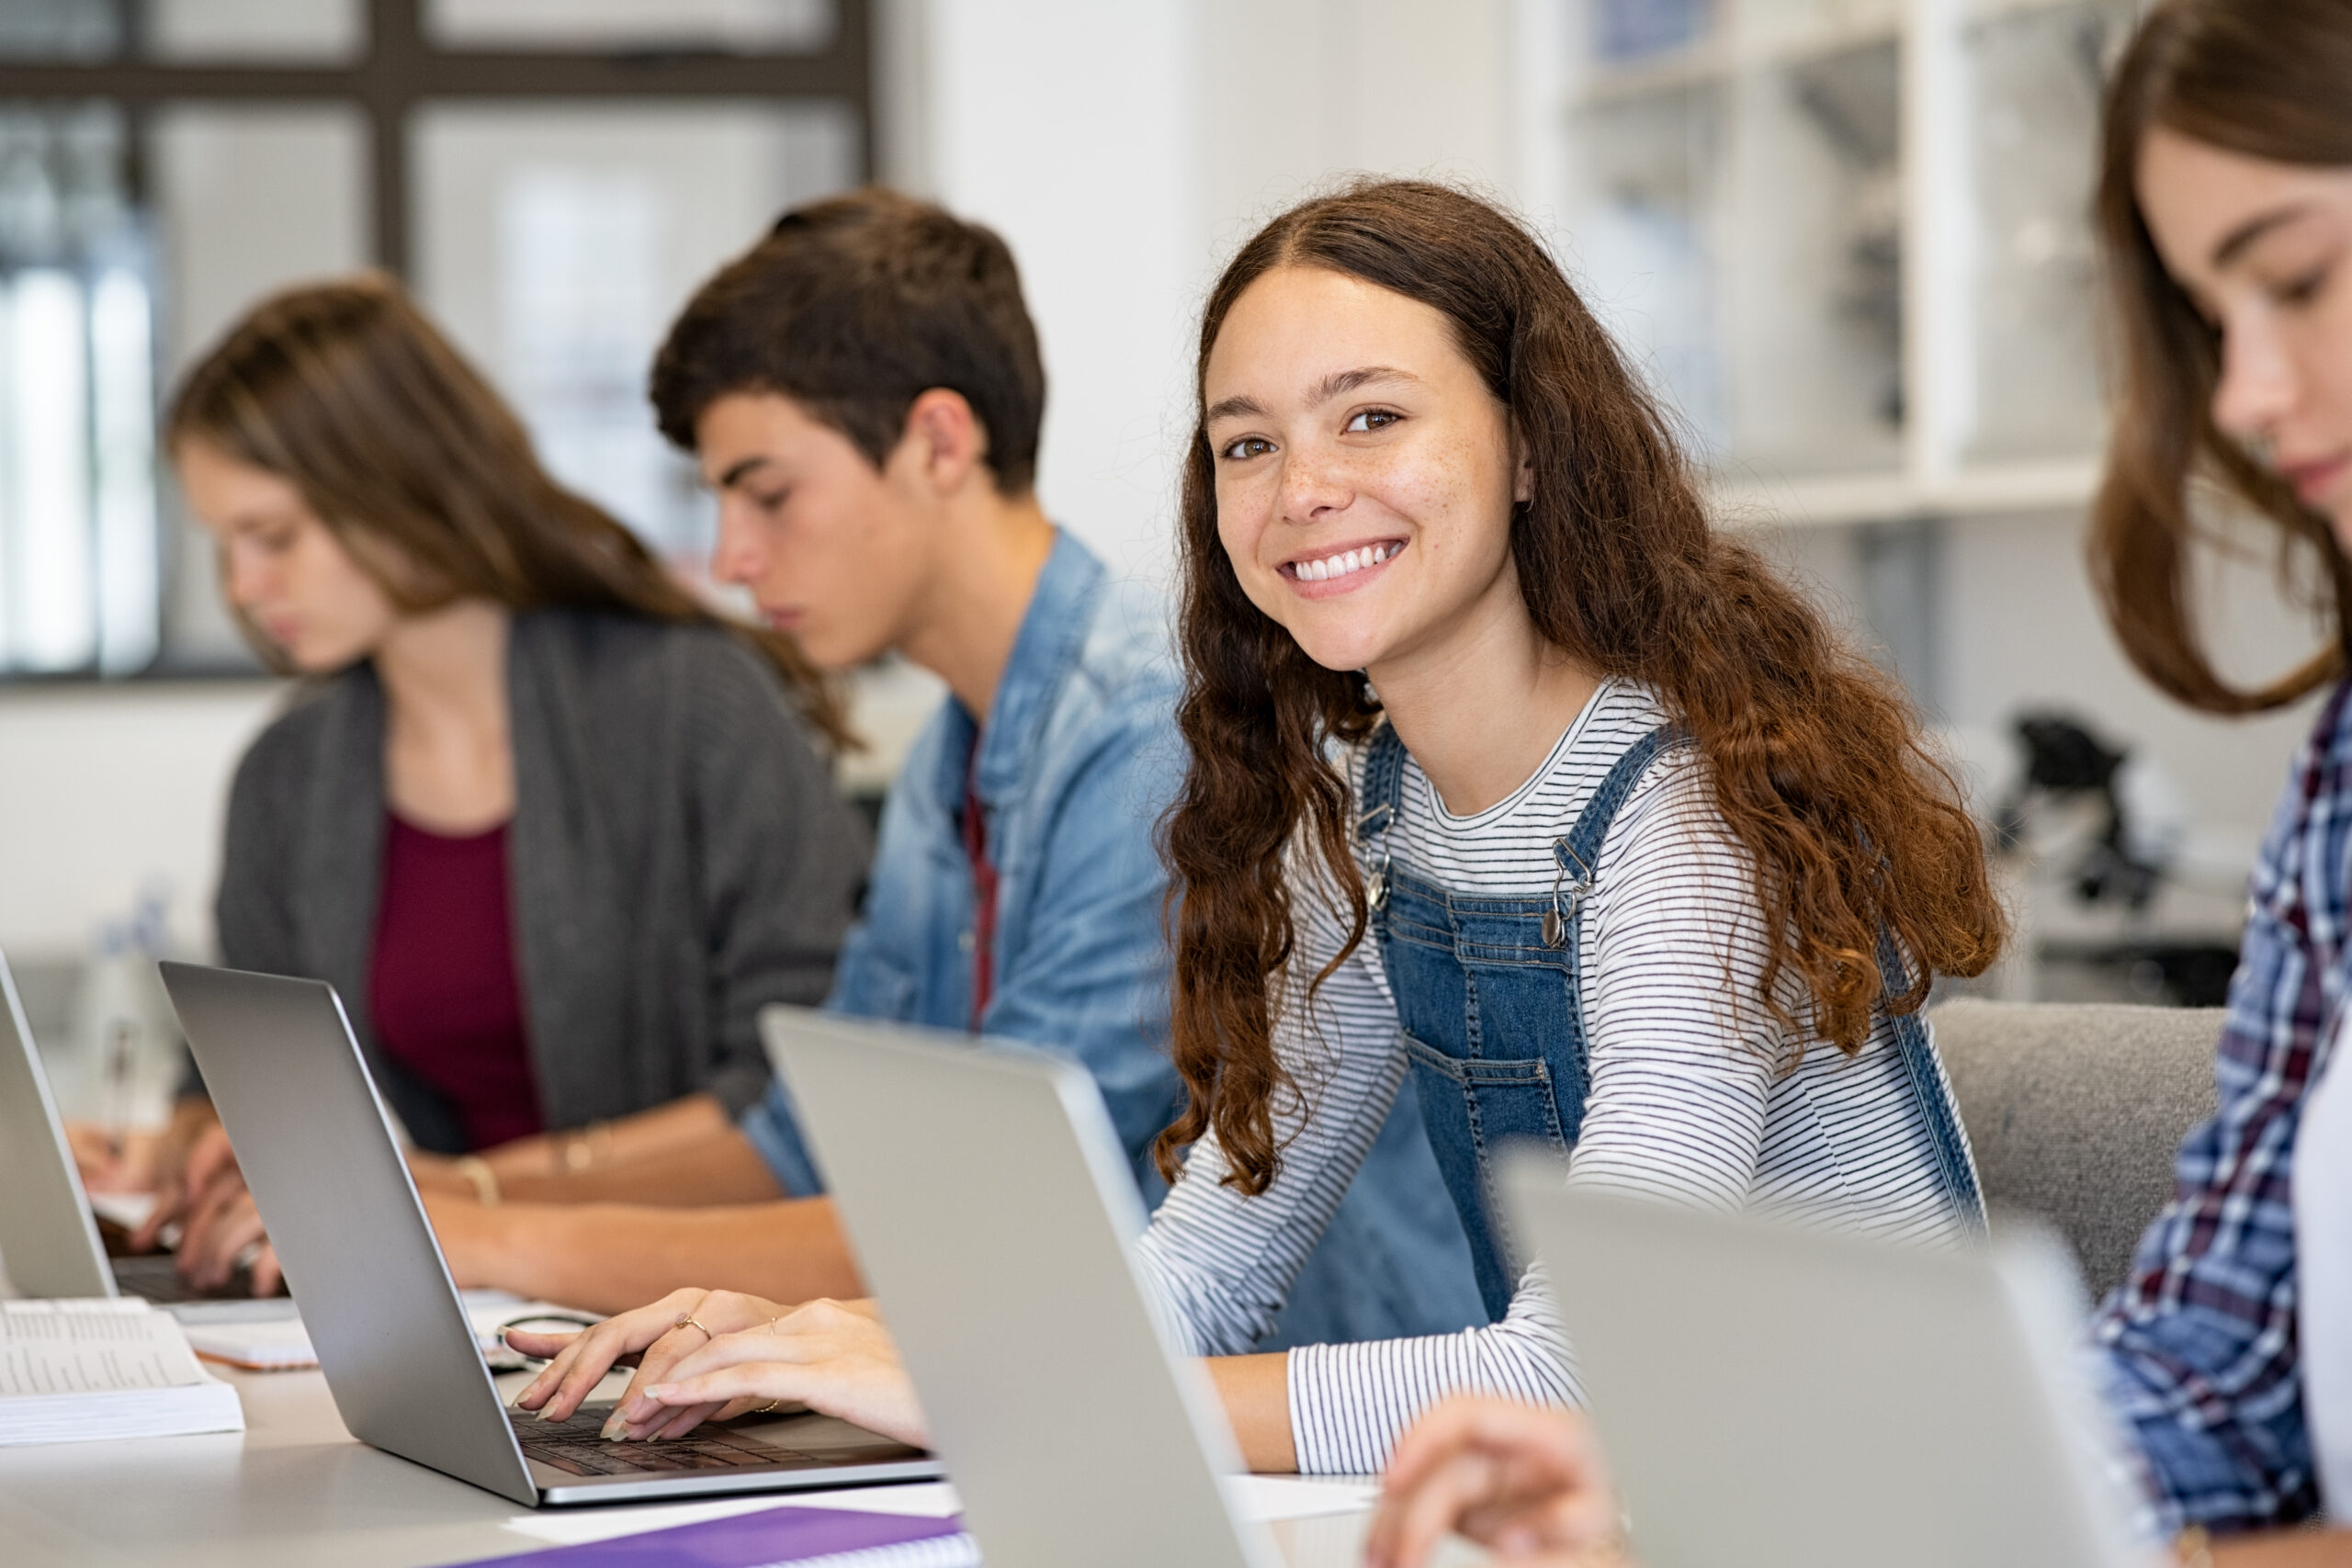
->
xmin=0 ymin=1365 xmax=1397 ymax=1566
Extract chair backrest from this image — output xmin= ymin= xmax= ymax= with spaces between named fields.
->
xmin=1930 ymin=998 xmax=2221 ymax=1302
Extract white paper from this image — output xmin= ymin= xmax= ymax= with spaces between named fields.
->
xmin=0 ymin=1298 xmax=243 ymax=1445
xmin=0 ymin=1297 xmax=206 ymax=1394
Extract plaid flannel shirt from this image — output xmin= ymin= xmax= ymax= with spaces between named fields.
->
xmin=2094 ymin=677 xmax=2352 ymax=1537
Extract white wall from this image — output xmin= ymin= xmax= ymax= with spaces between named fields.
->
xmin=0 ymin=682 xmax=282 ymax=963
xmin=884 ymin=0 xmax=1521 ymax=582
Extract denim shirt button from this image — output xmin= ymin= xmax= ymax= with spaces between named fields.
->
xmin=957 ymin=929 xmax=975 ymax=953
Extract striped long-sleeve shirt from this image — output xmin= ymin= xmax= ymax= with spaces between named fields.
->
xmin=1132 ymin=680 xmax=1975 ymax=1474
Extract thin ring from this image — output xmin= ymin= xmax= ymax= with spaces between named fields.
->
xmin=673 ymin=1313 xmax=714 ymax=1341
xmin=752 ymin=1398 xmax=782 ymax=1416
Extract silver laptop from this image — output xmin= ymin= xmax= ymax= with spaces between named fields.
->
xmin=1500 ymin=1160 xmax=2156 ymax=1568
xmin=0 ymin=950 xmax=116 ymax=1301
xmin=159 ymin=962 xmax=940 ymax=1506
xmin=763 ymin=1004 xmax=1287 ymax=1568
xmin=0 ymin=948 xmax=274 ymax=1307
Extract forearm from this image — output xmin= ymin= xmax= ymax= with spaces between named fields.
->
xmin=1207 ymin=1352 xmax=1298 ymax=1474
xmin=2213 ymin=1530 xmax=2352 ymax=1566
xmin=428 ymin=1193 xmax=863 ymax=1316
xmin=492 ymin=1125 xmax=784 ymax=1206
xmin=473 ymin=1095 xmax=743 ymax=1187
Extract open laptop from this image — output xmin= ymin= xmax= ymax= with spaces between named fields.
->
xmin=1499 ymin=1160 xmax=2157 ymax=1568
xmin=0 ymin=949 xmax=263 ymax=1306
xmin=158 ymin=962 xmax=940 ymax=1506
xmin=762 ymin=1004 xmax=1287 ymax=1568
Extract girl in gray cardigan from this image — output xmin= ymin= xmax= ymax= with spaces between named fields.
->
xmin=129 ymin=276 xmax=865 ymax=1293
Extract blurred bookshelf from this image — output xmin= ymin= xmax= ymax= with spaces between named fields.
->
xmin=1546 ymin=0 xmax=2135 ymax=527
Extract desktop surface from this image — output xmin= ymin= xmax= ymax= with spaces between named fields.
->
xmin=0 ymin=1362 xmax=1397 ymax=1567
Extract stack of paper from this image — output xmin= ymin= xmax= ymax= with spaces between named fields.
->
xmin=0 ymin=1298 xmax=244 ymax=1445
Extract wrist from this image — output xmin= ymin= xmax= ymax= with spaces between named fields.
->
xmin=453 ymin=1155 xmax=502 ymax=1206
xmin=547 ymin=1120 xmax=616 ymax=1180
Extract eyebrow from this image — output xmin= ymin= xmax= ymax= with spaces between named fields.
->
xmin=2213 ymin=202 xmax=2317 ymax=270
xmin=715 ymin=455 xmax=773 ymax=488
xmin=1202 ymin=365 xmax=1422 ymax=428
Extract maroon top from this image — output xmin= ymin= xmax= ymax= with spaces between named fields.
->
xmin=961 ymin=742 xmax=1000 ymax=1032
xmin=368 ymin=814 xmax=544 ymax=1150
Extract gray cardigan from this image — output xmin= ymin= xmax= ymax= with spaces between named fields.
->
xmin=212 ymin=609 xmax=868 ymax=1154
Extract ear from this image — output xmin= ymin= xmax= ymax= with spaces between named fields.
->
xmin=891 ymin=388 xmax=989 ymax=497
xmin=1512 ymin=424 xmax=1535 ymax=507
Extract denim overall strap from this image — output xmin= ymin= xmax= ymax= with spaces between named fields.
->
xmin=1874 ymin=929 xmax=1989 ymax=1234
xmin=1355 ymin=720 xmax=1410 ymax=909
xmin=1356 ymin=719 xmax=1688 ymax=1320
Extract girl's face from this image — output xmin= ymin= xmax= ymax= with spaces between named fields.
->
xmin=177 ymin=439 xmax=402 ymax=672
xmin=1203 ymin=265 xmax=1531 ymax=681
xmin=2137 ymin=128 xmax=2352 ymax=546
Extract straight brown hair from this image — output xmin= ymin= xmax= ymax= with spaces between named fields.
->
xmin=2093 ymin=0 xmax=2352 ymax=713
xmin=169 ymin=274 xmax=850 ymax=748
xmin=1159 ymin=180 xmax=2003 ymax=1194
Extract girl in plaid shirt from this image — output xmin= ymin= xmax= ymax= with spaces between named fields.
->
xmin=2093 ymin=1 xmax=2352 ymax=1558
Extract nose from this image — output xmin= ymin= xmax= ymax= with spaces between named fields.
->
xmin=1275 ymin=443 xmax=1353 ymax=527
xmin=2211 ymin=309 xmax=2300 ymax=447
xmin=708 ymin=496 xmax=765 ymax=587
xmin=220 ymin=541 xmax=270 ymax=611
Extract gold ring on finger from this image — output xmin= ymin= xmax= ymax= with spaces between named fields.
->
xmin=674 ymin=1313 xmax=714 ymax=1341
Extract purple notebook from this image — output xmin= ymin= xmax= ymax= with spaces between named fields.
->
xmin=445 ymin=1504 xmax=974 ymax=1568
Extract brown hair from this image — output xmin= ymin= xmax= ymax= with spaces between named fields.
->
xmin=1158 ymin=180 xmax=2004 ymax=1193
xmin=2092 ymin=0 xmax=2352 ymax=713
xmin=168 ymin=273 xmax=849 ymax=748
xmin=650 ymin=186 xmax=1046 ymax=496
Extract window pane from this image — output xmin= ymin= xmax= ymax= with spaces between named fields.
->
xmin=413 ymin=101 xmax=854 ymax=577
xmin=425 ymin=0 xmax=834 ymax=53
xmin=147 ymin=0 xmax=368 ymax=65
xmin=0 ymin=104 xmax=154 ymax=675
xmin=150 ymin=103 xmax=370 ymax=668
xmin=0 ymin=0 xmax=119 ymax=63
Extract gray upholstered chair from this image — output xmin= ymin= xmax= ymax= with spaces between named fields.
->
xmin=1929 ymin=998 xmax=2222 ymax=1302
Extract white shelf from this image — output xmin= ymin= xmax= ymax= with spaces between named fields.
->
xmin=1707 ymin=454 xmax=2101 ymax=527
xmin=1573 ymin=3 xmax=1905 ymax=107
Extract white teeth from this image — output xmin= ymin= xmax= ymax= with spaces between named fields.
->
xmin=1293 ymin=543 xmax=1398 ymax=582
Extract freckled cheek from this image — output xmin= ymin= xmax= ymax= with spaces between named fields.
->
xmin=1212 ymin=479 xmax=1275 ymax=571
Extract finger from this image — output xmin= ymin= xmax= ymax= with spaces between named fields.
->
xmin=250 ymin=1242 xmax=283 ymax=1298
xmin=545 ymin=1293 xmax=701 ymax=1422
xmin=641 ymin=1401 xmax=727 ymax=1443
xmin=615 ymin=1323 xmax=835 ymax=1423
xmin=186 ymin=1201 xmax=266 ymax=1289
xmin=1370 ymin=1451 xmax=1501 ymax=1568
xmin=641 ymin=1364 xmax=801 ymax=1412
xmin=130 ymin=1178 xmax=181 ymax=1250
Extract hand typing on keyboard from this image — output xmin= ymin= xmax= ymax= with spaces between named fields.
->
xmin=507 ymin=1288 xmax=928 ymax=1450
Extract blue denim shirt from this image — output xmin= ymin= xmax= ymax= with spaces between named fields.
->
xmin=741 ymin=529 xmax=1484 ymax=1349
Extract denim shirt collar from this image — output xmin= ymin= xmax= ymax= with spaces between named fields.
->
xmin=927 ymin=527 xmax=1106 ymax=813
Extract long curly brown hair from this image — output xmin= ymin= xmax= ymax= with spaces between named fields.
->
xmin=1157 ymin=180 xmax=2005 ymax=1194
xmin=2090 ymin=0 xmax=2352 ymax=714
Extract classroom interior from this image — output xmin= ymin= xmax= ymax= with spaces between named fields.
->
xmin=0 ymin=0 xmax=2336 ymax=1564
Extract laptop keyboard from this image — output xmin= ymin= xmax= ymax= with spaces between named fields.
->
xmin=512 ymin=1403 xmax=833 ymax=1477
xmin=111 ymin=1253 xmax=259 ymax=1303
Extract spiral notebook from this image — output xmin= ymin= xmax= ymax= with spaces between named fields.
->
xmin=450 ymin=1504 xmax=977 ymax=1567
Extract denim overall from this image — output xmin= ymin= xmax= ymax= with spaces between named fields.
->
xmin=1357 ymin=721 xmax=1987 ymax=1322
